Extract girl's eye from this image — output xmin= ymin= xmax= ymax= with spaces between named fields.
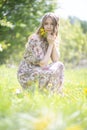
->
xmin=44 ymin=22 xmax=48 ymax=25
xmin=44 ymin=23 xmax=54 ymax=25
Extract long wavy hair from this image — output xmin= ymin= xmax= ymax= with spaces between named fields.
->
xmin=36 ymin=12 xmax=59 ymax=41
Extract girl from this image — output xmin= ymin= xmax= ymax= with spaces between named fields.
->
xmin=17 ymin=12 xmax=64 ymax=94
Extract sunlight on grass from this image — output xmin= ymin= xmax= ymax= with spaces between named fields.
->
xmin=0 ymin=65 xmax=87 ymax=130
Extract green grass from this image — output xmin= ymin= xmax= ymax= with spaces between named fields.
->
xmin=0 ymin=65 xmax=87 ymax=130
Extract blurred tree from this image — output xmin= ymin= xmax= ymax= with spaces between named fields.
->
xmin=59 ymin=18 xmax=87 ymax=67
xmin=68 ymin=16 xmax=87 ymax=33
xmin=80 ymin=21 xmax=87 ymax=33
xmin=1 ymin=1 xmax=86 ymax=67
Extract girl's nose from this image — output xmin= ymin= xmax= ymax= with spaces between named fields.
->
xmin=48 ymin=24 xmax=51 ymax=28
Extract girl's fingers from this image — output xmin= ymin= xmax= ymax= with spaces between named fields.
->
xmin=47 ymin=35 xmax=56 ymax=40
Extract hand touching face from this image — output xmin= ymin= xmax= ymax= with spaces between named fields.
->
xmin=47 ymin=33 xmax=56 ymax=44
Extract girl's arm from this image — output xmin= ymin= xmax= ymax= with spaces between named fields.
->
xmin=39 ymin=33 xmax=57 ymax=67
xmin=39 ymin=44 xmax=53 ymax=67
xmin=51 ymin=43 xmax=60 ymax=62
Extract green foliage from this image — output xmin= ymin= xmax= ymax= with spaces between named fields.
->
xmin=0 ymin=0 xmax=87 ymax=67
xmin=59 ymin=19 xmax=87 ymax=67
xmin=80 ymin=21 xmax=87 ymax=33
xmin=0 ymin=0 xmax=58 ymax=64
xmin=68 ymin=16 xmax=87 ymax=33
xmin=0 ymin=65 xmax=87 ymax=130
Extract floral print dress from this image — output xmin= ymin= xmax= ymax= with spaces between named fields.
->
xmin=17 ymin=34 xmax=64 ymax=93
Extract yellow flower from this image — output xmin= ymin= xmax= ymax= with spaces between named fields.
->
xmin=41 ymin=31 xmax=45 ymax=36
xmin=66 ymin=125 xmax=83 ymax=130
xmin=33 ymin=116 xmax=51 ymax=130
xmin=40 ymin=28 xmax=47 ymax=37
xmin=84 ymin=88 xmax=87 ymax=95
xmin=40 ymin=28 xmax=45 ymax=32
xmin=48 ymin=83 xmax=52 ymax=87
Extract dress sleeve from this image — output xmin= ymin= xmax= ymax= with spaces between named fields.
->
xmin=24 ymin=35 xmax=44 ymax=65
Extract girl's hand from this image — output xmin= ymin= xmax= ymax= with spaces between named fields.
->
xmin=47 ymin=33 xmax=56 ymax=45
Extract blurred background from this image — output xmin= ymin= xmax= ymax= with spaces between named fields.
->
xmin=0 ymin=1 xmax=87 ymax=129
xmin=0 ymin=0 xmax=87 ymax=68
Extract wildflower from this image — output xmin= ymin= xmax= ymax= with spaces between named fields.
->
xmin=66 ymin=125 xmax=83 ymax=130
xmin=33 ymin=116 xmax=51 ymax=130
xmin=16 ymin=88 xmax=22 ymax=94
xmin=84 ymin=88 xmax=87 ymax=95
xmin=40 ymin=28 xmax=47 ymax=37
xmin=48 ymin=83 xmax=52 ymax=87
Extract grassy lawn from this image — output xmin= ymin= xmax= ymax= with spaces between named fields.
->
xmin=0 ymin=65 xmax=87 ymax=130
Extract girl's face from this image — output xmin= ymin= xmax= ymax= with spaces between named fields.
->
xmin=43 ymin=17 xmax=54 ymax=34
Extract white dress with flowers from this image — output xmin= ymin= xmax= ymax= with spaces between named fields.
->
xmin=17 ymin=35 xmax=64 ymax=93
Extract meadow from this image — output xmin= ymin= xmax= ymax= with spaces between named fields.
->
xmin=0 ymin=65 xmax=87 ymax=130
